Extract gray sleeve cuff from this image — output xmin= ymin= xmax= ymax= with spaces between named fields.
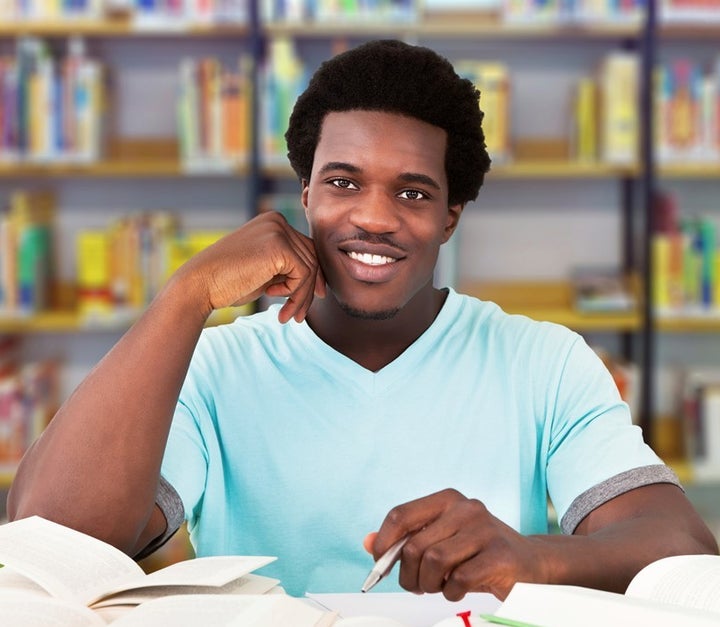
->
xmin=134 ymin=475 xmax=186 ymax=561
xmin=560 ymin=464 xmax=683 ymax=535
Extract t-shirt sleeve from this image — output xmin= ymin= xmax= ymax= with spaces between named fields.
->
xmin=545 ymin=335 xmax=673 ymax=527
xmin=560 ymin=464 xmax=682 ymax=534
xmin=134 ymin=475 xmax=185 ymax=560
xmin=159 ymin=397 xmax=210 ymax=528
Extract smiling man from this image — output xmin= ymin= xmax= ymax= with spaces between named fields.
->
xmin=8 ymin=40 xmax=717 ymax=601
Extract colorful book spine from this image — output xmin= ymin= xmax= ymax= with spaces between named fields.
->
xmin=76 ymin=230 xmax=112 ymax=316
xmin=0 ymin=36 xmax=104 ymax=163
xmin=261 ymin=37 xmax=306 ymax=165
xmin=455 ymin=60 xmax=511 ymax=164
xmin=573 ymin=76 xmax=597 ymax=161
xmin=599 ymin=51 xmax=639 ymax=165
xmin=177 ymin=54 xmax=251 ymax=169
xmin=652 ymin=191 xmax=720 ymax=314
xmin=655 ymin=57 xmax=720 ymax=164
xmin=0 ymin=359 xmax=58 ymax=470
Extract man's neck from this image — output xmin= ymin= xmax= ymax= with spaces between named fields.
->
xmin=305 ymin=287 xmax=448 ymax=372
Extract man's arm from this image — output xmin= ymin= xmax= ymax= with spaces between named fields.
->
xmin=368 ymin=483 xmax=718 ymax=601
xmin=7 ymin=212 xmax=324 ymax=556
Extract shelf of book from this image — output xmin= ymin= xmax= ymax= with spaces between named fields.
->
xmin=659 ymin=24 xmax=720 ymax=40
xmin=0 ymin=21 xmax=248 ymax=38
xmin=656 ymin=316 xmax=720 ymax=333
xmin=0 ymin=310 xmax=135 ymax=333
xmin=0 ymin=14 xmax=649 ymax=42
xmin=264 ymin=20 xmax=642 ymax=40
xmin=0 ymin=139 xmax=248 ymax=178
xmin=0 ymin=303 xmax=253 ymax=335
xmin=658 ymin=164 xmax=720 ymax=179
xmin=459 ymin=280 xmax=641 ymax=332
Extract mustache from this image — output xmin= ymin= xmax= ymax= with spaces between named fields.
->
xmin=337 ymin=231 xmax=407 ymax=252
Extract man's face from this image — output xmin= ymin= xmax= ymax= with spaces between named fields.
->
xmin=302 ymin=110 xmax=462 ymax=320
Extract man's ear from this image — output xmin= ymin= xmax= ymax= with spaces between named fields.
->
xmin=301 ymin=179 xmax=310 ymax=219
xmin=442 ymin=203 xmax=464 ymax=243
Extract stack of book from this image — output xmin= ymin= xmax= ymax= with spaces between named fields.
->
xmin=177 ymin=55 xmax=252 ymax=172
xmin=0 ymin=36 xmax=104 ymax=164
xmin=0 ymin=190 xmax=56 ymax=316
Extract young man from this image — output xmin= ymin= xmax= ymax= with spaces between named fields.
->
xmin=8 ymin=40 xmax=717 ymax=601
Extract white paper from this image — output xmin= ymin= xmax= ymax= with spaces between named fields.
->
xmin=0 ymin=516 xmax=143 ymax=605
xmin=305 ymin=592 xmax=500 ymax=627
xmin=495 ymin=582 xmax=720 ymax=627
xmin=111 ymin=594 xmax=335 ymax=627
xmin=91 ymin=573 xmax=281 ymax=608
xmin=0 ymin=595 xmax=105 ymax=627
xmin=625 ymin=554 xmax=720 ymax=613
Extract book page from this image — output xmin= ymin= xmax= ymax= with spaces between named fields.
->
xmin=91 ymin=573 xmax=281 ymax=608
xmin=0 ymin=594 xmax=105 ymax=627
xmin=305 ymin=592 xmax=500 ymax=627
xmin=495 ymin=582 xmax=720 ymax=627
xmin=89 ymin=555 xmax=277 ymax=605
xmin=0 ymin=516 xmax=143 ymax=606
xmin=0 ymin=566 xmax=54 ymax=597
xmin=111 ymin=594 xmax=335 ymax=626
xmin=625 ymin=554 xmax=720 ymax=613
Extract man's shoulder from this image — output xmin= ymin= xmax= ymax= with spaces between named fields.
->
xmin=195 ymin=306 xmax=293 ymax=355
xmin=452 ymin=289 xmax=578 ymax=341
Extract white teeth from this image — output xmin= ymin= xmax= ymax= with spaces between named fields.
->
xmin=348 ymin=251 xmax=397 ymax=266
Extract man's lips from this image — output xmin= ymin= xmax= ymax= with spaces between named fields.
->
xmin=346 ymin=251 xmax=398 ymax=266
xmin=337 ymin=242 xmax=406 ymax=282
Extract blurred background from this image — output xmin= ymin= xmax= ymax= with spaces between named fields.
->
xmin=2 ymin=0 xmax=720 ymax=565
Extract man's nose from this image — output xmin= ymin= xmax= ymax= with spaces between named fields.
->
xmin=348 ymin=190 xmax=401 ymax=233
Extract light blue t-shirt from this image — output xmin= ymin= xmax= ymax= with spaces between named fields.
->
xmin=160 ymin=289 xmax=667 ymax=596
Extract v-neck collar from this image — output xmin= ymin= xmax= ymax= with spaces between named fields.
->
xmin=291 ymin=288 xmax=461 ymax=394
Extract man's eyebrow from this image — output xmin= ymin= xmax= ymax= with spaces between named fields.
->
xmin=398 ymin=172 xmax=441 ymax=190
xmin=317 ymin=161 xmax=362 ymax=176
xmin=317 ymin=162 xmax=441 ymax=191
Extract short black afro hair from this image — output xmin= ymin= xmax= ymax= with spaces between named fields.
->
xmin=285 ymin=39 xmax=491 ymax=207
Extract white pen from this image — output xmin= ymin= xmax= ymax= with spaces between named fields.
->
xmin=361 ymin=535 xmax=410 ymax=593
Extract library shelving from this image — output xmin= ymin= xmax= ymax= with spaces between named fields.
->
xmin=3 ymin=3 xmax=717 ymax=494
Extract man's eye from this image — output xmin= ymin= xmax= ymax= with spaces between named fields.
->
xmin=399 ymin=189 xmax=428 ymax=200
xmin=330 ymin=178 xmax=357 ymax=190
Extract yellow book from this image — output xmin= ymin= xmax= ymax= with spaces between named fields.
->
xmin=76 ymin=231 xmax=109 ymax=288
xmin=28 ymin=72 xmax=43 ymax=158
xmin=652 ymin=234 xmax=671 ymax=309
xmin=599 ymin=52 xmax=639 ymax=165
xmin=713 ymin=253 xmax=720 ymax=309
xmin=76 ymin=231 xmax=112 ymax=316
xmin=189 ymin=231 xmax=228 ymax=256
xmin=454 ymin=61 xmax=510 ymax=163
xmin=165 ymin=231 xmax=228 ymax=279
xmin=0 ymin=213 xmax=17 ymax=311
xmin=574 ymin=77 xmax=597 ymax=161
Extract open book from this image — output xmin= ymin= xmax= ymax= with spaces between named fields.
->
xmin=0 ymin=515 xmax=285 ymax=625
xmin=474 ymin=553 xmax=720 ymax=627
xmin=310 ymin=554 xmax=720 ymax=627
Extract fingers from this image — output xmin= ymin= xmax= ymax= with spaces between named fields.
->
xmin=269 ymin=218 xmax=324 ymax=324
xmin=373 ymin=490 xmax=530 ymax=600
xmin=373 ymin=489 xmax=464 ymax=558
xmin=363 ymin=532 xmax=378 ymax=554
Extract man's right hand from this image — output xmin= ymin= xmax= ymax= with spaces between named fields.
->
xmin=175 ymin=211 xmax=326 ymax=324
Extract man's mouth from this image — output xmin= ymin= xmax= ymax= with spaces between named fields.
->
xmin=347 ymin=251 xmax=398 ymax=266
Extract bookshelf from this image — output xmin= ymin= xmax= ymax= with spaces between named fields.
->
xmin=0 ymin=139 xmax=248 ymax=178
xmin=0 ymin=21 xmax=248 ymax=37
xmin=3 ymin=2 xmax=718 ymax=497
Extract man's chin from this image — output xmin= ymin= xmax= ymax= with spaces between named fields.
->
xmin=338 ymin=301 xmax=400 ymax=321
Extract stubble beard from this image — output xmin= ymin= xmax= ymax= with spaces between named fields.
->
xmin=338 ymin=300 xmax=401 ymax=321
